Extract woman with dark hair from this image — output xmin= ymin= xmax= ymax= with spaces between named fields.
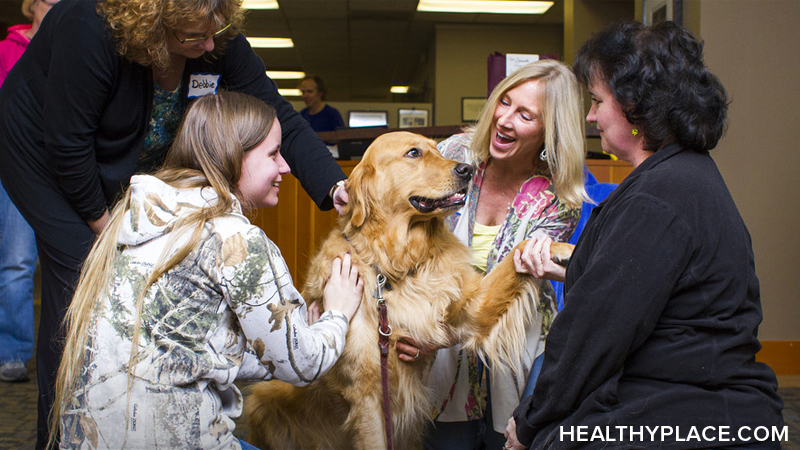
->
xmin=504 ymin=21 xmax=783 ymax=450
xmin=0 ymin=1 xmax=348 ymax=447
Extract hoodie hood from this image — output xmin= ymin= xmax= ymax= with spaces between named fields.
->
xmin=1 ymin=25 xmax=32 ymax=77
xmin=117 ymin=174 xmax=242 ymax=246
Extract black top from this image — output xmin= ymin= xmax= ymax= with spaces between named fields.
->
xmin=0 ymin=0 xmax=344 ymax=225
xmin=513 ymin=143 xmax=783 ymax=449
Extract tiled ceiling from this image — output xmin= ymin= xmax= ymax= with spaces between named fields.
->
xmin=0 ymin=0 xmax=565 ymax=101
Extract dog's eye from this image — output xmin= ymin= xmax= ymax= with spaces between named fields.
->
xmin=405 ymin=148 xmax=422 ymax=158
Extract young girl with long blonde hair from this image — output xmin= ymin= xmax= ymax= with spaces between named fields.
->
xmin=50 ymin=91 xmax=362 ymax=450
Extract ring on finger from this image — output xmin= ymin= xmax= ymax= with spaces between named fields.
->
xmin=414 ymin=349 xmax=421 ymax=359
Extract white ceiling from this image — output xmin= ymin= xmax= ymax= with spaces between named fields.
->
xmin=0 ymin=0 xmax=565 ymax=101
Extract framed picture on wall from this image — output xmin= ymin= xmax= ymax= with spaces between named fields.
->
xmin=643 ymin=0 xmax=682 ymax=26
xmin=398 ymin=109 xmax=429 ymax=128
xmin=461 ymin=97 xmax=486 ymax=123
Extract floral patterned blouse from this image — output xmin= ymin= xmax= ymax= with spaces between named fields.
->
xmin=60 ymin=175 xmax=350 ymax=450
xmin=428 ymin=134 xmax=580 ymax=432
xmin=137 ymin=82 xmax=183 ymax=173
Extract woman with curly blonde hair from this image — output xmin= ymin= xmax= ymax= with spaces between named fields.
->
xmin=0 ymin=1 xmax=348 ymax=448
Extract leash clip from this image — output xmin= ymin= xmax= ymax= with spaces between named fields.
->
xmin=375 ymin=273 xmax=392 ymax=337
xmin=375 ymin=273 xmax=387 ymax=306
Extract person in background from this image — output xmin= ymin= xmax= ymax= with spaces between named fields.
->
xmin=299 ymin=75 xmax=345 ymax=132
xmin=0 ymin=0 xmax=58 ymax=383
xmin=49 ymin=91 xmax=363 ymax=450
xmin=505 ymin=21 xmax=784 ymax=450
xmin=400 ymin=59 xmax=587 ymax=450
xmin=0 ymin=0 xmax=347 ymax=447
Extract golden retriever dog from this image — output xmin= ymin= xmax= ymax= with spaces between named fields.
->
xmin=245 ymin=131 xmax=572 ymax=450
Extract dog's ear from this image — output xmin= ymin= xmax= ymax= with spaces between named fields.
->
xmin=346 ymin=163 xmax=376 ymax=228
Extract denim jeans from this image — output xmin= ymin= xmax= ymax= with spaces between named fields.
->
xmin=521 ymin=352 xmax=544 ymax=399
xmin=237 ymin=437 xmax=262 ymax=450
xmin=423 ymin=368 xmax=515 ymax=450
xmin=0 ymin=178 xmax=38 ymax=365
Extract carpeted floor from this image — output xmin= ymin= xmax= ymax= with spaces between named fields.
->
xmin=2 ymin=302 xmax=797 ymax=450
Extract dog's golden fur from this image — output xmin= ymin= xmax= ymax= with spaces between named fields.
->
xmin=245 ymin=131 xmax=572 ymax=450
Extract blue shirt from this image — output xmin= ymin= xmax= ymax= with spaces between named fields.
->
xmin=300 ymin=104 xmax=344 ymax=132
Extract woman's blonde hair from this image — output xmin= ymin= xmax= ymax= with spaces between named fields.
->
xmin=470 ymin=59 xmax=587 ymax=208
xmin=49 ymin=91 xmax=277 ymax=448
xmin=97 ymin=0 xmax=244 ymax=70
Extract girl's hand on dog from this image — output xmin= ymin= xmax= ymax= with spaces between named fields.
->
xmin=322 ymin=253 xmax=364 ymax=321
xmin=514 ymin=236 xmax=566 ymax=282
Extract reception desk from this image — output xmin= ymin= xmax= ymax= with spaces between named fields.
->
xmin=248 ymin=127 xmax=632 ymax=288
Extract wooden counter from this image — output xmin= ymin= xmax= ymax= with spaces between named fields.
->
xmin=248 ymin=157 xmax=631 ymax=288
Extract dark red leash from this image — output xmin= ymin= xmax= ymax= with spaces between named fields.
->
xmin=375 ymin=273 xmax=394 ymax=450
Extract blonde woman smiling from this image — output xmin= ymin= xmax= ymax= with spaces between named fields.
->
xmin=405 ymin=60 xmax=587 ymax=450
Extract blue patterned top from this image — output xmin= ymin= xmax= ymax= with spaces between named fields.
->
xmin=138 ymin=81 xmax=183 ymax=173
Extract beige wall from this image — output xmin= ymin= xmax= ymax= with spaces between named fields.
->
xmin=696 ymin=0 xmax=800 ymax=340
xmin=566 ymin=0 xmax=634 ymax=63
xmin=433 ymin=24 xmax=563 ymax=125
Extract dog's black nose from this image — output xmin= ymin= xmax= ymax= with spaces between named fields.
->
xmin=453 ymin=163 xmax=474 ymax=181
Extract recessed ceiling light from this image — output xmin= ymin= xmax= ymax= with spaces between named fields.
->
xmin=241 ymin=0 xmax=279 ymax=9
xmin=391 ymin=86 xmax=410 ymax=94
xmin=279 ymin=88 xmax=302 ymax=97
xmin=267 ymin=71 xmax=306 ymax=79
xmin=417 ymin=0 xmax=553 ymax=14
xmin=246 ymin=37 xmax=294 ymax=48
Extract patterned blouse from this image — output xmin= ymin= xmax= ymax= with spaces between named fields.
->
xmin=428 ymin=134 xmax=580 ymax=432
xmin=60 ymin=175 xmax=350 ymax=450
xmin=138 ymin=82 xmax=183 ymax=174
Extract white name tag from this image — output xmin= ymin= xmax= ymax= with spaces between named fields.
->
xmin=187 ymin=73 xmax=221 ymax=98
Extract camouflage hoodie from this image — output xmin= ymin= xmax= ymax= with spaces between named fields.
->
xmin=60 ymin=174 xmax=349 ymax=450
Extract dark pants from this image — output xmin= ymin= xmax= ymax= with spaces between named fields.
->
xmin=35 ymin=238 xmax=88 ymax=449
xmin=0 ymin=170 xmax=96 ymax=450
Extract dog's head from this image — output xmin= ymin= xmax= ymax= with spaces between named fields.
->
xmin=345 ymin=132 xmax=474 ymax=228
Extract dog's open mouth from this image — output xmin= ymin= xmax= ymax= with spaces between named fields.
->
xmin=409 ymin=187 xmax=468 ymax=213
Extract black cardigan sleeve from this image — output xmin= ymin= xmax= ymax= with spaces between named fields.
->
xmin=41 ymin=4 xmax=119 ymax=221
xmin=216 ymin=34 xmax=346 ymax=210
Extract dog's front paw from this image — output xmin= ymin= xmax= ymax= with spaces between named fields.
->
xmin=550 ymin=242 xmax=574 ymax=267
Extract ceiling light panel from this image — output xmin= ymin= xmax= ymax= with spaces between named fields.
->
xmin=417 ymin=0 xmax=553 ymax=15
xmin=266 ymin=71 xmax=306 ymax=79
xmin=241 ymin=0 xmax=279 ymax=9
xmin=246 ymin=37 xmax=294 ymax=48
xmin=278 ymin=88 xmax=302 ymax=97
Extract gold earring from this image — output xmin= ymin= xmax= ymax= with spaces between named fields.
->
xmin=632 ymin=128 xmax=639 ymax=136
